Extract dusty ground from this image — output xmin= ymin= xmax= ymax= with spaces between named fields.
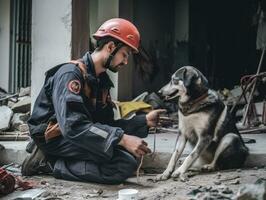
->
xmin=5 ymin=167 xmax=264 ymax=200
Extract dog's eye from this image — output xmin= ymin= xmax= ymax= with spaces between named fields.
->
xmin=172 ymin=77 xmax=179 ymax=85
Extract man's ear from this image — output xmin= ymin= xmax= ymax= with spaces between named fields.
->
xmin=106 ymin=41 xmax=116 ymax=53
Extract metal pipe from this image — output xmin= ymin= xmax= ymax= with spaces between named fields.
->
xmin=242 ymin=48 xmax=265 ymax=126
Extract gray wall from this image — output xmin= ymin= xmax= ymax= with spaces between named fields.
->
xmin=31 ymin=0 xmax=72 ymax=106
xmin=0 ymin=0 xmax=10 ymax=92
xmin=89 ymin=0 xmax=119 ymax=100
xmin=175 ymin=0 xmax=189 ymax=42
xmin=132 ymin=0 xmax=189 ymax=97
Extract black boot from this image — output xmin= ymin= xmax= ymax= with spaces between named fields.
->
xmin=21 ymin=143 xmax=53 ymax=176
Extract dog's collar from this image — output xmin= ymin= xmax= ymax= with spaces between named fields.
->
xmin=179 ymin=91 xmax=209 ymax=115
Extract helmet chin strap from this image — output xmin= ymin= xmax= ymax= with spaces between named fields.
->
xmin=104 ymin=43 xmax=124 ymax=72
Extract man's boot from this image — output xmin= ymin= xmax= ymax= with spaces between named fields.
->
xmin=21 ymin=142 xmax=53 ymax=176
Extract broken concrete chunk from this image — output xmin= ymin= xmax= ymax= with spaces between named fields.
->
xmin=255 ymin=102 xmax=264 ymax=122
xmin=11 ymin=96 xmax=31 ymax=113
xmin=19 ymin=87 xmax=31 ymax=97
xmin=8 ymin=100 xmax=15 ymax=108
xmin=11 ymin=113 xmax=30 ymax=131
xmin=0 ymin=144 xmax=5 ymax=150
xmin=235 ymin=178 xmax=266 ymax=200
xmin=19 ymin=124 xmax=29 ymax=132
xmin=0 ymin=106 xmax=13 ymax=131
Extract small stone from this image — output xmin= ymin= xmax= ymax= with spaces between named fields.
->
xmin=19 ymin=124 xmax=29 ymax=132
xmin=40 ymin=180 xmax=47 ymax=185
xmin=19 ymin=87 xmax=31 ymax=97
xmin=230 ymin=179 xmax=240 ymax=185
xmin=254 ymin=166 xmax=258 ymax=170
xmin=216 ymin=172 xmax=222 ymax=179
xmin=236 ymin=168 xmax=242 ymax=172
xmin=214 ymin=180 xmax=221 ymax=185
xmin=206 ymin=186 xmax=212 ymax=191
xmin=222 ymin=187 xmax=233 ymax=194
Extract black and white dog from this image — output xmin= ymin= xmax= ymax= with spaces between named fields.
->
xmin=156 ymin=66 xmax=249 ymax=181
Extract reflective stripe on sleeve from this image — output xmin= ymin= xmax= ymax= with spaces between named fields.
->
xmin=89 ymin=126 xmax=109 ymax=139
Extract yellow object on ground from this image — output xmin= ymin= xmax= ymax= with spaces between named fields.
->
xmin=118 ymin=101 xmax=152 ymax=118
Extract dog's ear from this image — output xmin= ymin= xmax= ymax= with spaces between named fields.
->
xmin=183 ymin=68 xmax=196 ymax=88
xmin=195 ymin=69 xmax=209 ymax=89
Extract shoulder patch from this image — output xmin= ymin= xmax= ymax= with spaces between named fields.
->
xmin=68 ymin=80 xmax=81 ymax=94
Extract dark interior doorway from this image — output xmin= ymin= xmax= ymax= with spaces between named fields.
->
xmin=130 ymin=0 xmax=265 ymax=98
xmin=132 ymin=0 xmax=188 ymax=97
xmin=189 ymin=0 xmax=266 ymax=89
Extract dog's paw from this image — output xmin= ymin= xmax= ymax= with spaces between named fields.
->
xmin=179 ymin=173 xmax=189 ymax=182
xmin=202 ymin=164 xmax=215 ymax=172
xmin=171 ymin=168 xmax=189 ymax=182
xmin=155 ymin=171 xmax=171 ymax=181
xmin=171 ymin=170 xmax=181 ymax=178
xmin=171 ymin=171 xmax=188 ymax=182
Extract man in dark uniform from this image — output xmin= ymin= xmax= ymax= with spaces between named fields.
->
xmin=22 ymin=18 xmax=165 ymax=184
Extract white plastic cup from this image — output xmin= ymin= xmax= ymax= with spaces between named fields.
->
xmin=118 ymin=188 xmax=139 ymax=200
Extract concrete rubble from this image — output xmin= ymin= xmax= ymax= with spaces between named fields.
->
xmin=1 ymin=166 xmax=266 ymax=200
xmin=11 ymin=96 xmax=31 ymax=114
xmin=0 ymin=106 xmax=13 ymax=131
xmin=236 ymin=178 xmax=266 ymax=200
xmin=0 ymin=87 xmax=31 ymax=141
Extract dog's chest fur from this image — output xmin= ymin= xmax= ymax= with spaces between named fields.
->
xmin=178 ymin=111 xmax=210 ymax=144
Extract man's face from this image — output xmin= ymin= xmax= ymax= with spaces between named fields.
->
xmin=108 ymin=46 xmax=132 ymax=73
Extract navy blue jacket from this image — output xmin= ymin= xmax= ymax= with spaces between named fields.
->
xmin=28 ymin=52 xmax=148 ymax=160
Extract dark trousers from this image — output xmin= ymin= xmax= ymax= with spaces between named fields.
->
xmin=36 ymin=136 xmax=137 ymax=184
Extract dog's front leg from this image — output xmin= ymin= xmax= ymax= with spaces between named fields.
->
xmin=156 ymin=135 xmax=187 ymax=181
xmin=172 ymin=136 xmax=211 ymax=181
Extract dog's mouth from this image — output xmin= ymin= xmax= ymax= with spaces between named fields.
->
xmin=164 ymin=90 xmax=179 ymax=101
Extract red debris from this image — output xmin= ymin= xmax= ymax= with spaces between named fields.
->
xmin=0 ymin=167 xmax=16 ymax=194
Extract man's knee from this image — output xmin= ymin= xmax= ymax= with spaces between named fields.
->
xmin=109 ymin=150 xmax=138 ymax=183
xmin=52 ymin=151 xmax=138 ymax=184
xmin=123 ymin=153 xmax=138 ymax=175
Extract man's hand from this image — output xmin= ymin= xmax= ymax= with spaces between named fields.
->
xmin=146 ymin=109 xmax=167 ymax=127
xmin=118 ymin=134 xmax=151 ymax=157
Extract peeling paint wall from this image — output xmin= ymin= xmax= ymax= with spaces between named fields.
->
xmin=98 ymin=0 xmax=119 ymax=100
xmin=31 ymin=0 xmax=72 ymax=106
xmin=0 ymin=0 xmax=10 ymax=92
xmin=89 ymin=0 xmax=119 ymax=100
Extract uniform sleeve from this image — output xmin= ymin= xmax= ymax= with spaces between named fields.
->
xmin=111 ymin=115 xmax=149 ymax=138
xmin=52 ymin=70 xmax=124 ymax=160
xmin=95 ymin=102 xmax=149 ymax=138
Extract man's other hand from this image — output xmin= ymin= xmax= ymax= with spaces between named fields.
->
xmin=146 ymin=109 xmax=167 ymax=127
xmin=118 ymin=134 xmax=151 ymax=157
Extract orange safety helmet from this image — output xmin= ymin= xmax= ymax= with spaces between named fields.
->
xmin=93 ymin=18 xmax=140 ymax=53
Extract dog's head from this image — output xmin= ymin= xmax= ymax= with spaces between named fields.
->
xmin=158 ymin=66 xmax=209 ymax=103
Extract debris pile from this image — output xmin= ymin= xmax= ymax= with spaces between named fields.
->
xmin=0 ymin=167 xmax=16 ymax=195
xmin=235 ymin=178 xmax=266 ymax=200
xmin=218 ymin=72 xmax=266 ymax=133
xmin=0 ymin=87 xmax=31 ymax=141
xmin=188 ymin=185 xmax=234 ymax=200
